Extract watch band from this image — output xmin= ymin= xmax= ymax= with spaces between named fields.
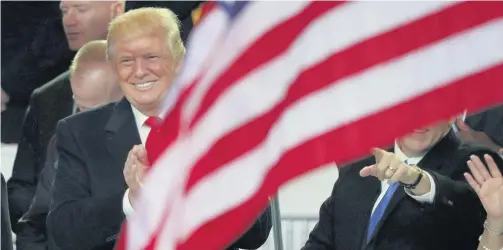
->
xmin=400 ymin=167 xmax=423 ymax=189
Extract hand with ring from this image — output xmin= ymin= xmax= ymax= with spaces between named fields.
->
xmin=360 ymin=147 xmax=422 ymax=185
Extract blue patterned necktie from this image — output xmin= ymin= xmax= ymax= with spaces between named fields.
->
xmin=366 ymin=159 xmax=408 ymax=242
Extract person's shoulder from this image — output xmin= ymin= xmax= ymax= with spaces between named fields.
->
xmin=31 ymin=71 xmax=70 ymax=97
xmin=59 ymin=102 xmax=116 ymax=129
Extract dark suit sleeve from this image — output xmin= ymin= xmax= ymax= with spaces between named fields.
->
xmin=466 ymin=105 xmax=503 ymax=148
xmin=16 ymin=177 xmax=51 ymax=250
xmin=228 ymin=205 xmax=272 ymax=249
xmin=47 ymin=120 xmax=125 ymax=250
xmin=15 ymin=222 xmax=46 ymax=250
xmin=425 ymin=149 xmax=503 ymax=238
xmin=1 ymin=174 xmax=14 ymax=250
xmin=16 ymin=138 xmax=58 ymax=250
xmin=7 ymin=92 xmax=40 ymax=232
xmin=302 ymin=192 xmax=336 ymax=250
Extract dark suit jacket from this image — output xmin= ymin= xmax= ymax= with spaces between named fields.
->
xmin=302 ymin=131 xmax=503 ymax=250
xmin=1 ymin=174 xmax=14 ymax=250
xmin=1 ymin=2 xmax=75 ymax=143
xmin=16 ymin=135 xmax=58 ymax=250
xmin=466 ymin=104 xmax=503 ymax=147
xmin=47 ymin=98 xmax=271 ymax=250
xmin=7 ymin=71 xmax=73 ymax=233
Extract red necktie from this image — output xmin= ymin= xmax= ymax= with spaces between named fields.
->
xmin=144 ymin=117 xmax=162 ymax=169
xmin=144 ymin=117 xmax=161 ymax=128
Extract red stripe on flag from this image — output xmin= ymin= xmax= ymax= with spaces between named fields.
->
xmin=183 ymin=1 xmax=502 ymax=192
xmin=188 ymin=1 xmax=348 ymax=129
xmin=176 ymin=63 xmax=503 ymax=250
xmin=114 ymin=223 xmax=126 ymax=250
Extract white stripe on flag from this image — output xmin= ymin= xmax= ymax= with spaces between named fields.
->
xmin=176 ymin=18 xmax=503 ymax=241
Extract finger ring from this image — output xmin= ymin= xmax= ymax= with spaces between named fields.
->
xmin=132 ymin=164 xmax=137 ymax=169
xmin=389 ymin=166 xmax=397 ymax=171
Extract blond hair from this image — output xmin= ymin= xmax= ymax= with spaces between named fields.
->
xmin=106 ymin=7 xmax=185 ymax=65
xmin=69 ymin=40 xmax=108 ymax=74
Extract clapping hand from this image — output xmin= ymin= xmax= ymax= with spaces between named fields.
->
xmin=464 ymin=154 xmax=503 ymax=224
xmin=123 ymin=145 xmax=149 ymax=207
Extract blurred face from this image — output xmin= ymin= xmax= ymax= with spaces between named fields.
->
xmin=60 ymin=1 xmax=115 ymax=51
xmin=111 ymin=34 xmax=177 ymax=116
xmin=71 ymin=64 xmax=117 ymax=112
xmin=397 ymin=119 xmax=454 ymax=157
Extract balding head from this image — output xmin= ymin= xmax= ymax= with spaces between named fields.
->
xmin=70 ymin=40 xmax=123 ymax=112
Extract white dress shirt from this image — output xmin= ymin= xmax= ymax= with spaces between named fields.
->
xmin=122 ymin=105 xmax=152 ymax=217
xmin=370 ymin=143 xmax=437 ymax=214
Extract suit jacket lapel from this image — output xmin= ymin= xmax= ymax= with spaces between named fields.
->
xmin=105 ymin=98 xmax=142 ymax=170
xmin=366 ymin=131 xmax=460 ymax=244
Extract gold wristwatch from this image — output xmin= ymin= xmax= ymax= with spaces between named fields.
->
xmin=400 ymin=166 xmax=424 ymax=189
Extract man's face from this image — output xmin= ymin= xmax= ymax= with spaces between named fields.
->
xmin=398 ymin=119 xmax=454 ymax=157
xmin=71 ymin=64 xmax=117 ymax=112
xmin=60 ymin=1 xmax=113 ymax=51
xmin=112 ymin=34 xmax=177 ymax=115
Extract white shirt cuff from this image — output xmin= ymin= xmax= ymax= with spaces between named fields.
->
xmin=404 ymin=171 xmax=436 ymax=203
xmin=122 ymin=189 xmax=135 ymax=217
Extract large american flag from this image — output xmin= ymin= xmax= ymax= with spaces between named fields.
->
xmin=117 ymin=1 xmax=503 ymax=249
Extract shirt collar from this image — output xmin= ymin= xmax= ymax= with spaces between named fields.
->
xmin=130 ymin=104 xmax=149 ymax=129
xmin=394 ymin=142 xmax=425 ymax=165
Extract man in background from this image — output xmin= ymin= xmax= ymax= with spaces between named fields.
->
xmin=15 ymin=40 xmax=122 ymax=250
xmin=7 ymin=1 xmax=125 ymax=233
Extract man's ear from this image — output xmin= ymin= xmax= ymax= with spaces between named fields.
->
xmin=110 ymin=1 xmax=125 ymax=20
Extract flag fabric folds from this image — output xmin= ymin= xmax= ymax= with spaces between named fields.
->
xmin=117 ymin=1 xmax=503 ymax=250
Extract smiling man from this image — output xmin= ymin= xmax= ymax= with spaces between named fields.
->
xmin=47 ymin=8 xmax=271 ymax=250
xmin=303 ymin=118 xmax=503 ymax=250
